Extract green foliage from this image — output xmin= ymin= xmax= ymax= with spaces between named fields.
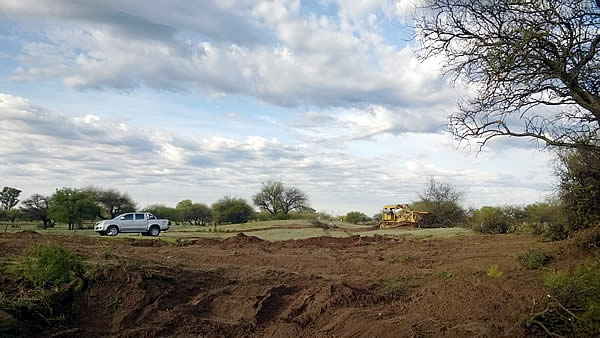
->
xmin=254 ymin=211 xmax=274 ymax=222
xmin=345 ymin=211 xmax=368 ymax=224
xmin=142 ymin=204 xmax=178 ymax=221
xmin=85 ymin=187 xmax=137 ymax=219
xmin=16 ymin=242 xmax=84 ymax=287
xmin=470 ymin=206 xmax=510 ymax=234
xmin=20 ymin=194 xmax=51 ymax=228
xmin=555 ymin=148 xmax=600 ymax=232
xmin=252 ymin=180 xmax=310 ymax=219
xmin=517 ymin=248 xmax=552 ymax=270
xmin=174 ymin=200 xmax=212 ymax=225
xmin=212 ymin=196 xmax=255 ymax=224
xmin=4 ymin=209 xmax=23 ymax=223
xmin=486 ymin=265 xmax=503 ymax=278
xmin=532 ymin=264 xmax=600 ymax=336
xmin=438 ymin=271 xmax=454 ymax=280
xmin=370 ymin=277 xmax=406 ymax=297
xmin=0 ymin=186 xmax=21 ymax=211
xmin=48 ymin=188 xmax=97 ymax=230
xmin=573 ymin=226 xmax=600 ymax=250
xmin=412 ymin=178 xmax=466 ymax=226
xmin=287 ymin=209 xmax=319 ymax=220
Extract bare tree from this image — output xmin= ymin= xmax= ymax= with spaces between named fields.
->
xmin=417 ymin=0 xmax=600 ymax=151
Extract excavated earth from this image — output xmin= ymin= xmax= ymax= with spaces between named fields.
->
xmin=0 ymin=231 xmax=563 ymax=337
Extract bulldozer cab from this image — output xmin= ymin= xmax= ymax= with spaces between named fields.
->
xmin=382 ymin=204 xmax=409 ymax=223
xmin=379 ymin=204 xmax=432 ymax=229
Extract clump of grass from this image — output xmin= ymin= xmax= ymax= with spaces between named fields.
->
xmin=438 ymin=271 xmax=454 ymax=280
xmin=14 ymin=242 xmax=85 ymax=287
xmin=486 ymin=265 xmax=503 ymax=278
xmin=517 ymin=248 xmax=552 ymax=270
xmin=369 ymin=277 xmax=407 ymax=297
xmin=101 ymin=244 xmax=113 ymax=258
xmin=528 ymin=264 xmax=600 ymax=336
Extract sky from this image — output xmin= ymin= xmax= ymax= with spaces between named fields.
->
xmin=0 ymin=0 xmax=556 ymax=215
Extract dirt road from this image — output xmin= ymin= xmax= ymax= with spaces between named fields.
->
xmin=0 ymin=231 xmax=557 ymax=337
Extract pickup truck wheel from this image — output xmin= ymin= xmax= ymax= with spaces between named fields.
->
xmin=149 ymin=226 xmax=160 ymax=237
xmin=106 ymin=225 xmax=119 ymax=236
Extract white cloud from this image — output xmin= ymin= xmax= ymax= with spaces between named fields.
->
xmin=3 ymin=0 xmax=454 ymax=118
xmin=0 ymin=93 xmax=554 ymax=214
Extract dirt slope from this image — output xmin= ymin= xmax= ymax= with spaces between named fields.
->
xmin=0 ymin=232 xmax=558 ymax=337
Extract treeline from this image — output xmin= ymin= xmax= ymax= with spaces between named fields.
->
xmin=0 ymin=180 xmax=314 ymax=229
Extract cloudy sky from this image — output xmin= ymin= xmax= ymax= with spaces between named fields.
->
xmin=0 ymin=0 xmax=555 ymax=215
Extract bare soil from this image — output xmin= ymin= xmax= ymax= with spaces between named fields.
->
xmin=0 ymin=231 xmax=563 ymax=337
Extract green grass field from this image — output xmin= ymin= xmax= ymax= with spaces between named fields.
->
xmin=0 ymin=220 xmax=475 ymax=242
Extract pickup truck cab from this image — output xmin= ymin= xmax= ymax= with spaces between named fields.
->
xmin=95 ymin=212 xmax=170 ymax=237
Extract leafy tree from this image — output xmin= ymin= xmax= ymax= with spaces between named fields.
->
xmin=345 ymin=211 xmax=368 ymax=224
xmin=176 ymin=199 xmax=193 ymax=209
xmin=417 ymin=0 xmax=600 ymax=151
xmin=188 ymin=203 xmax=212 ymax=225
xmin=20 ymin=194 xmax=52 ymax=228
xmin=142 ymin=204 xmax=178 ymax=221
xmin=0 ymin=186 xmax=22 ymax=211
xmin=252 ymin=180 xmax=310 ymax=219
xmin=48 ymin=188 xmax=97 ymax=230
xmin=555 ymin=147 xmax=600 ymax=231
xmin=372 ymin=213 xmax=382 ymax=223
xmin=82 ymin=186 xmax=136 ymax=219
xmin=175 ymin=199 xmax=193 ymax=224
xmin=97 ymin=189 xmax=136 ymax=219
xmin=412 ymin=178 xmax=466 ymax=226
xmin=5 ymin=208 xmax=23 ymax=223
xmin=212 ymin=196 xmax=255 ymax=224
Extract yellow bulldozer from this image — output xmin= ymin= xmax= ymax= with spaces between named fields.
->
xmin=379 ymin=204 xmax=434 ymax=229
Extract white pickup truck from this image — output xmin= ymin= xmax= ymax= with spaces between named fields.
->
xmin=94 ymin=212 xmax=170 ymax=237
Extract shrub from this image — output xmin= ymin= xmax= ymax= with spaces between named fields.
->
xmin=555 ymin=148 xmax=600 ymax=232
xmin=212 ymin=196 xmax=255 ymax=224
xmin=486 ymin=265 xmax=503 ymax=278
xmin=517 ymin=248 xmax=552 ymax=270
xmin=573 ymin=225 xmax=600 ymax=250
xmin=530 ymin=264 xmax=600 ymax=336
xmin=411 ymin=178 xmax=467 ymax=227
xmin=345 ymin=211 xmax=368 ymax=224
xmin=17 ymin=242 xmax=84 ymax=287
xmin=370 ymin=278 xmax=406 ymax=297
xmin=470 ymin=206 xmax=510 ymax=234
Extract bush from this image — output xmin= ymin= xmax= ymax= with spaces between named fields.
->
xmin=517 ymin=248 xmax=552 ymax=270
xmin=555 ymin=148 xmax=600 ymax=232
xmin=212 ymin=196 xmax=255 ymax=224
xmin=573 ymin=225 xmax=600 ymax=250
xmin=411 ymin=178 xmax=467 ymax=227
xmin=470 ymin=206 xmax=510 ymax=234
xmin=17 ymin=243 xmax=84 ymax=287
xmin=530 ymin=264 xmax=600 ymax=336
xmin=345 ymin=211 xmax=368 ymax=224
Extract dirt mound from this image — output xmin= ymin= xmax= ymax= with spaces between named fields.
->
xmin=0 ymin=230 xmax=42 ymax=239
xmin=36 ymin=264 xmax=393 ymax=337
xmin=222 ymin=232 xmax=264 ymax=246
xmin=274 ymin=234 xmax=398 ymax=249
xmin=125 ymin=238 xmax=166 ymax=247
